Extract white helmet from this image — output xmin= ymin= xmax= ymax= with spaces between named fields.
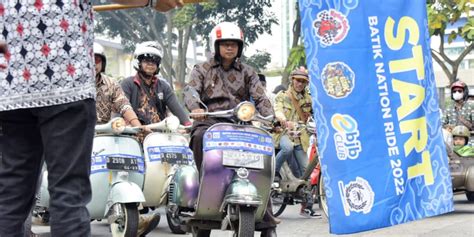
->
xmin=93 ymin=42 xmax=106 ymax=72
xmin=133 ymin=41 xmax=163 ymax=74
xmin=209 ymin=22 xmax=244 ymax=59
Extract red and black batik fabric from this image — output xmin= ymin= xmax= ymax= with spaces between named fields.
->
xmin=0 ymin=0 xmax=96 ymax=111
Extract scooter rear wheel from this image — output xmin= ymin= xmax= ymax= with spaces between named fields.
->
xmin=270 ymin=190 xmax=287 ymax=217
xmin=318 ymin=175 xmax=329 ymax=218
xmin=166 ymin=210 xmax=186 ymax=234
xmin=110 ymin=203 xmax=139 ymax=237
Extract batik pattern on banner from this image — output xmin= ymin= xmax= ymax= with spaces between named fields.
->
xmin=299 ymin=0 xmax=453 ymax=234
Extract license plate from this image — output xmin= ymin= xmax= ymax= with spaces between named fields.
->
xmin=162 ymin=152 xmax=189 ymax=165
xmin=106 ymin=156 xmax=139 ymax=171
xmin=222 ymin=150 xmax=264 ymax=169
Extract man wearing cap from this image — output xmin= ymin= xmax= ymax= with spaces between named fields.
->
xmin=273 ymin=67 xmax=320 ymax=218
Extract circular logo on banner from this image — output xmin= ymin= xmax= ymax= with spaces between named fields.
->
xmin=338 ymin=177 xmax=374 ymax=216
xmin=321 ymin=62 xmax=355 ymax=99
xmin=313 ymin=9 xmax=350 ymax=46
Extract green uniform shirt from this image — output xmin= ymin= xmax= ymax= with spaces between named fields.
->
xmin=273 ymin=86 xmax=313 ymax=151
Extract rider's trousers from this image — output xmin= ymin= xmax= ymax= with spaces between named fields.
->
xmin=275 ymin=135 xmax=308 ymax=177
xmin=0 ymin=99 xmax=96 ymax=237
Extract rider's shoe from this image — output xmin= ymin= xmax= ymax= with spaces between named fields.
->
xmin=138 ymin=213 xmax=161 ymax=236
xmin=300 ymin=208 xmax=322 ymax=218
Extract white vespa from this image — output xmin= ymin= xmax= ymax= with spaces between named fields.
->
xmin=141 ymin=116 xmax=198 ymax=234
xmin=35 ymin=118 xmax=146 ymax=237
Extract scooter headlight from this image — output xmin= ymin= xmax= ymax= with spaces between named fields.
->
xmin=235 ymin=102 xmax=256 ymax=122
xmin=111 ymin=118 xmax=126 ymax=134
xmin=165 ymin=116 xmax=180 ymax=131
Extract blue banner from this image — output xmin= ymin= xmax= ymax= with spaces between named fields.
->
xmin=203 ymin=130 xmax=274 ymax=155
xmin=299 ymin=0 xmax=453 ymax=234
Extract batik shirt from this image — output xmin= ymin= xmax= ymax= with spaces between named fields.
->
xmin=443 ymin=101 xmax=474 ymax=130
xmin=134 ymin=75 xmax=162 ymax=125
xmin=185 ymin=58 xmax=273 ymax=117
xmin=96 ymin=74 xmax=132 ymax=124
xmin=0 ymin=1 xmax=96 ymax=111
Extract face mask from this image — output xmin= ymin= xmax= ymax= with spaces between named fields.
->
xmin=453 ymin=91 xmax=463 ymax=101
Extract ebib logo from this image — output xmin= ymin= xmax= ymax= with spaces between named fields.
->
xmin=313 ymin=9 xmax=350 ymax=46
xmin=331 ymin=114 xmax=362 ymax=160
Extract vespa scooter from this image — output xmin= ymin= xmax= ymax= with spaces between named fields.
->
xmin=35 ymin=118 xmax=146 ymax=236
xmin=270 ymin=120 xmax=321 ymax=217
xmin=140 ymin=116 xmax=198 ymax=234
xmin=443 ymin=128 xmax=474 ymax=202
xmin=168 ymin=94 xmax=275 ymax=237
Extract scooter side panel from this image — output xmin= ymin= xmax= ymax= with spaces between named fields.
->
xmin=195 ymin=124 xmax=274 ymax=221
xmin=171 ymin=165 xmax=199 ymax=208
xmin=142 ymin=132 xmax=190 ymax=207
xmin=88 ymin=135 xmax=144 ymax=219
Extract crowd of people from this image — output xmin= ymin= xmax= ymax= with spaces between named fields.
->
xmin=0 ymin=0 xmax=472 ymax=236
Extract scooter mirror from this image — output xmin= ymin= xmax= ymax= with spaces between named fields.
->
xmin=184 ymin=86 xmax=208 ymax=111
xmin=184 ymin=86 xmax=200 ymax=101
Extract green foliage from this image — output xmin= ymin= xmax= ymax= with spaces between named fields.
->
xmin=286 ymin=44 xmax=306 ymax=73
xmin=462 ymin=16 xmax=474 ymax=41
xmin=95 ymin=8 xmax=167 ymax=52
xmin=427 ymin=0 xmax=473 ymax=43
xmin=242 ymin=50 xmax=271 ymax=73
xmin=95 ymin=1 xmax=278 ymax=52
xmin=427 ymin=0 xmax=473 ymax=84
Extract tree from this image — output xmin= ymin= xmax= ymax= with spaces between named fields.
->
xmin=284 ymin=1 xmax=473 ymax=87
xmin=242 ymin=50 xmax=272 ymax=73
xmin=281 ymin=2 xmax=303 ymax=87
xmin=94 ymin=1 xmax=278 ymax=87
xmin=427 ymin=0 xmax=474 ymax=84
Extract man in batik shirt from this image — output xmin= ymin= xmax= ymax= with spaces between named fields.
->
xmin=94 ymin=43 xmax=141 ymax=126
xmin=0 ymin=1 xmax=185 ymax=236
xmin=121 ymin=41 xmax=191 ymax=126
xmin=184 ymin=21 xmax=278 ymax=237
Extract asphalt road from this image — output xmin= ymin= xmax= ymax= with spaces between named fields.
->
xmin=32 ymin=193 xmax=474 ymax=237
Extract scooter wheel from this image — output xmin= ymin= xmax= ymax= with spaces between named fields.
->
xmin=466 ymin=191 xmax=474 ymax=202
xmin=166 ymin=211 xmax=186 ymax=234
xmin=270 ymin=190 xmax=286 ymax=217
xmin=192 ymin=227 xmax=211 ymax=237
xmin=110 ymin=203 xmax=139 ymax=237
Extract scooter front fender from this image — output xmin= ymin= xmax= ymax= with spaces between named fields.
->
xmin=220 ymin=178 xmax=262 ymax=212
xmin=104 ymin=181 xmax=145 ymax=216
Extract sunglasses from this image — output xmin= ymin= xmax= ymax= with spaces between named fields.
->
xmin=294 ymin=78 xmax=308 ymax=84
xmin=453 ymin=89 xmax=463 ymax=93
